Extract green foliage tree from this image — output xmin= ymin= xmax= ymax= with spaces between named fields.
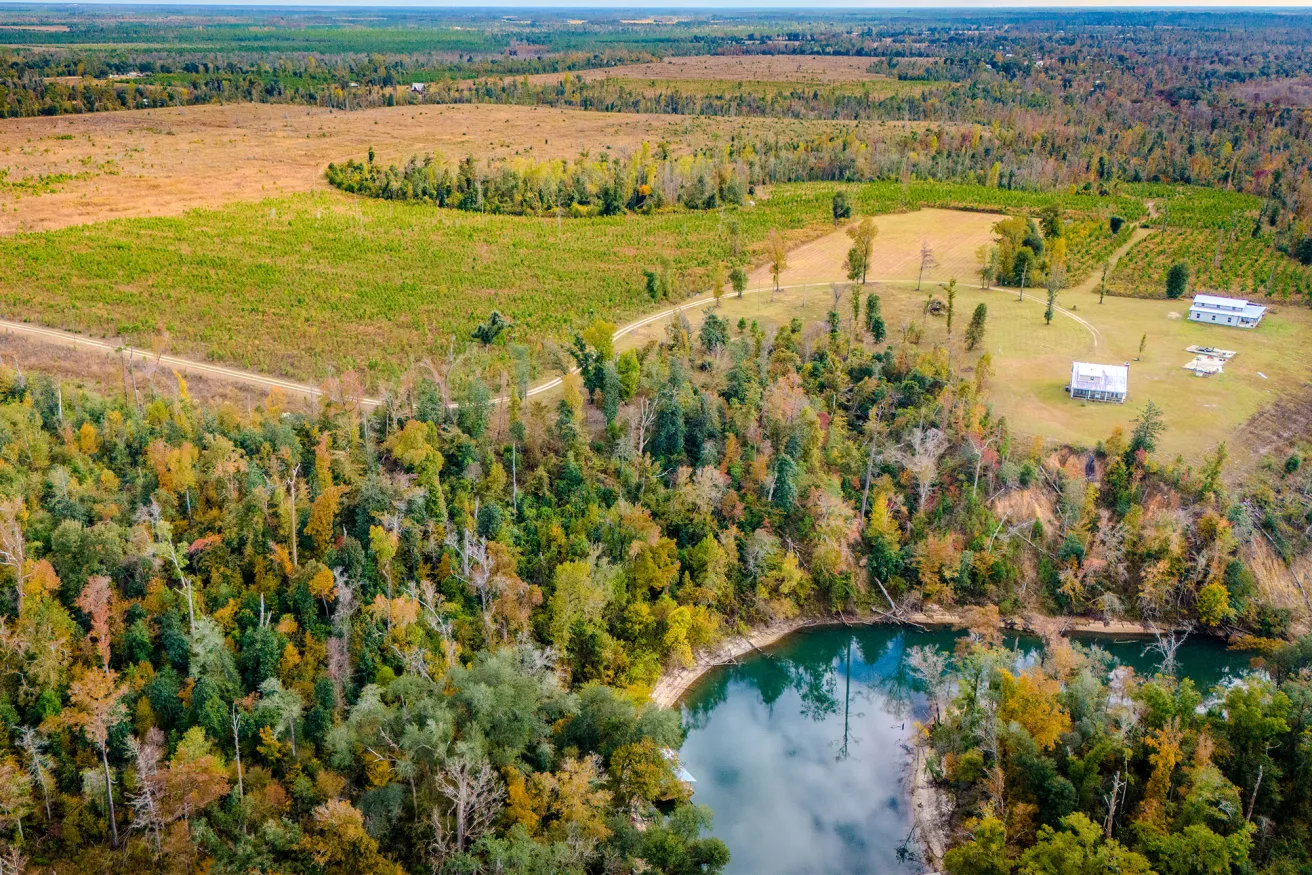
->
xmin=831 ymin=191 xmax=852 ymax=223
xmin=965 ymin=303 xmax=988 ymax=351
xmin=1166 ymin=261 xmax=1190 ymax=299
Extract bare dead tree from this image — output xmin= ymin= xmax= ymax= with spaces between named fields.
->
xmin=892 ymin=427 xmax=949 ymax=511
xmin=445 ymin=529 xmax=496 ymax=633
xmin=126 ymin=728 xmax=166 ymax=856
xmin=429 ymin=754 xmax=505 ymax=867
xmin=907 ymin=646 xmax=951 ymax=725
xmin=1144 ymin=623 xmax=1190 ymax=677
xmin=231 ymin=702 xmax=245 ymax=809
xmin=1104 ymin=770 xmax=1125 ymax=838
xmin=969 ymin=433 xmax=999 ymax=499
xmin=142 ymin=502 xmax=197 ymax=634
xmin=16 ymin=727 xmax=52 ymax=821
xmin=917 ymin=240 xmax=938 ymax=291
xmin=631 ymin=396 xmax=658 ymax=458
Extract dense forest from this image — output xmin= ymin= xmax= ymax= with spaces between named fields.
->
xmin=0 ymin=265 xmax=1307 ymax=869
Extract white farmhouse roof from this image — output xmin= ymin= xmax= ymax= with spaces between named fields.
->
xmin=1070 ymin=362 xmax=1128 ymax=394
xmin=1190 ymin=294 xmax=1266 ymax=320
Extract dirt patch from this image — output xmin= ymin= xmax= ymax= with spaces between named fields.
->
xmin=0 ymin=103 xmax=846 ymax=234
xmin=991 ymin=487 xmax=1058 ymax=532
xmin=1245 ymin=536 xmax=1312 ymax=632
xmin=1228 ymin=378 xmax=1312 ymax=479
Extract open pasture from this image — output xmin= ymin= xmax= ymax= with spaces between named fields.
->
xmin=0 ymin=179 xmax=1139 ymax=383
xmin=0 ymin=102 xmax=847 ymax=233
xmin=0 ymin=182 xmax=874 ymax=384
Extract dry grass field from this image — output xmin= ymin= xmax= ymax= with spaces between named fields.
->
xmin=743 ymin=207 xmax=1001 ymax=288
xmin=0 ymin=102 xmax=852 ymax=233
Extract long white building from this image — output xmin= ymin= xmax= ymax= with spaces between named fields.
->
xmin=1188 ymin=294 xmax=1266 ymax=328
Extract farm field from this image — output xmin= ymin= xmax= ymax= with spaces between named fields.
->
xmin=0 ymin=183 xmax=861 ymax=383
xmin=0 ymin=182 xmax=1138 ymax=384
xmin=0 ymin=102 xmax=851 ymax=233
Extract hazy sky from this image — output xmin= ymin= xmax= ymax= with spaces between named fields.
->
xmin=6 ymin=0 xmax=1312 ymax=7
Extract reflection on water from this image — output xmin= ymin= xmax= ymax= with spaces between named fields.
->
xmin=678 ymin=625 xmax=1251 ymax=875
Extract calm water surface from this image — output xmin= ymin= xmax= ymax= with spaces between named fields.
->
xmin=678 ymin=625 xmax=1251 ymax=875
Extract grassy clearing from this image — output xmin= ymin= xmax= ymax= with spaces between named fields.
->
xmin=0 ymin=183 xmax=851 ymax=384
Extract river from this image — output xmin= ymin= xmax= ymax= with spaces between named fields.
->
xmin=677 ymin=624 xmax=1252 ymax=875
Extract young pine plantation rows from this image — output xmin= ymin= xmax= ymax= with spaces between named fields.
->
xmin=1108 ymin=229 xmax=1312 ymax=301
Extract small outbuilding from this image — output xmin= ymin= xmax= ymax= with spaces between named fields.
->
xmin=1068 ymin=361 xmax=1128 ymax=403
xmin=1188 ymin=294 xmax=1266 ymax=328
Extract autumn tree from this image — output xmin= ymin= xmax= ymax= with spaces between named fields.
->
xmin=845 ymin=217 xmax=878 ymax=285
xmin=59 ymin=666 xmax=129 ymax=846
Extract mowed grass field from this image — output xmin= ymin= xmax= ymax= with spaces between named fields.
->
xmin=744 ymin=207 xmax=1003 ymax=288
xmin=630 ymin=249 xmax=1312 ymax=464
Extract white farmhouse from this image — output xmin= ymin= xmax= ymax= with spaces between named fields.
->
xmin=1068 ymin=362 xmax=1128 ymax=403
xmin=1188 ymin=294 xmax=1266 ymax=328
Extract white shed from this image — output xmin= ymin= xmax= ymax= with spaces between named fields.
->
xmin=1069 ymin=362 xmax=1128 ymax=403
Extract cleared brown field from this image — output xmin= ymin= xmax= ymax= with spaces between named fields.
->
xmin=0 ymin=102 xmax=851 ymax=233
xmin=744 ymin=207 xmax=1002 ymax=288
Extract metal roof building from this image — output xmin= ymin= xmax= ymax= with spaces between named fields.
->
xmin=1068 ymin=361 xmax=1128 ymax=403
xmin=1188 ymin=294 xmax=1266 ymax=328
